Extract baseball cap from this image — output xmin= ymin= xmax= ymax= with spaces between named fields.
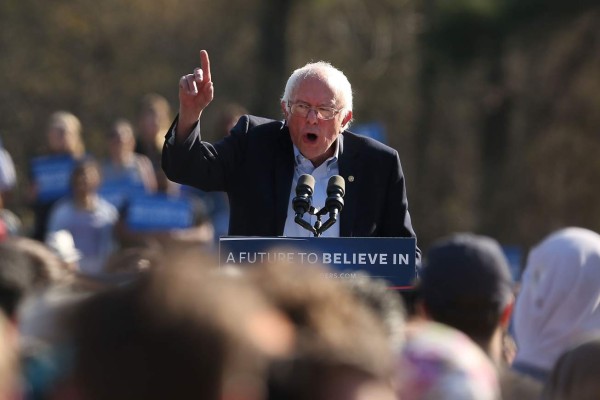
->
xmin=419 ymin=233 xmax=514 ymax=308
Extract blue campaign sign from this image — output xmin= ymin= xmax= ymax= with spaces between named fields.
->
xmin=126 ymin=194 xmax=194 ymax=231
xmin=30 ymin=155 xmax=77 ymax=202
xmin=502 ymin=245 xmax=523 ymax=282
xmin=219 ymin=237 xmax=417 ymax=289
xmin=351 ymin=122 xmax=387 ymax=144
xmin=99 ymin=180 xmax=147 ymax=209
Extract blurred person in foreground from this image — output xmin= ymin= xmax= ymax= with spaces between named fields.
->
xmin=246 ymin=261 xmax=397 ymax=400
xmin=397 ymin=320 xmax=500 ymax=400
xmin=512 ymin=227 xmax=600 ymax=383
xmin=542 ymin=334 xmax=600 ymax=400
xmin=0 ymin=244 xmax=33 ymax=400
xmin=162 ymin=50 xmax=419 ymax=252
xmin=415 ymin=233 xmax=542 ymax=399
xmin=0 ymin=239 xmax=68 ymax=400
xmin=28 ymin=111 xmax=87 ymax=241
xmin=342 ymin=271 xmax=407 ymax=353
xmin=0 ymin=241 xmax=37 ymax=324
xmin=9 ymin=236 xmax=83 ymax=343
xmin=4 ymin=237 xmax=88 ymax=400
xmin=2 ymin=235 xmax=78 ymax=346
xmin=59 ymin=250 xmax=295 ymax=400
xmin=0 ymin=312 xmax=19 ymax=400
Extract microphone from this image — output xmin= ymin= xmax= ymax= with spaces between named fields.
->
xmin=325 ymin=175 xmax=345 ymax=215
xmin=292 ymin=174 xmax=315 ymax=216
xmin=292 ymin=174 xmax=317 ymax=235
xmin=317 ymin=175 xmax=345 ymax=235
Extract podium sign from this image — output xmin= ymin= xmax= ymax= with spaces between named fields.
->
xmin=219 ymin=237 xmax=417 ymax=290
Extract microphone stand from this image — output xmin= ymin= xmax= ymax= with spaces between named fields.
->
xmin=316 ymin=208 xmax=339 ymax=236
xmin=292 ymin=174 xmax=344 ymax=237
xmin=294 ymin=213 xmax=318 ymax=236
xmin=295 ymin=206 xmax=338 ymax=237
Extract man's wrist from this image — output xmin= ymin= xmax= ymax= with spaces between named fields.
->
xmin=169 ymin=117 xmax=200 ymax=146
xmin=175 ymin=113 xmax=201 ymax=141
xmin=175 ymin=119 xmax=197 ymax=138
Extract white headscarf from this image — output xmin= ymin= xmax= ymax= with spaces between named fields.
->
xmin=513 ymin=227 xmax=600 ymax=370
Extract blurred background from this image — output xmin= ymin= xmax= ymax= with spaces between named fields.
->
xmin=1 ymin=0 xmax=599 ymax=253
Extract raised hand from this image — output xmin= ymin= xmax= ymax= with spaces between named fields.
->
xmin=176 ymin=50 xmax=214 ymax=138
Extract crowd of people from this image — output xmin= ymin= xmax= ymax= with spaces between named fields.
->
xmin=0 ymin=51 xmax=599 ymax=399
xmin=0 ymin=93 xmax=240 ymax=276
xmin=1 ymin=217 xmax=600 ymax=399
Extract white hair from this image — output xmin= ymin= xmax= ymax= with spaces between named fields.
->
xmin=281 ymin=61 xmax=353 ymax=129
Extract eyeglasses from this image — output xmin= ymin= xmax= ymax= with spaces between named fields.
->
xmin=287 ymin=101 xmax=341 ymax=120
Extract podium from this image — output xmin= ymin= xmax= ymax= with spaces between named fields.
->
xmin=219 ymin=237 xmax=417 ymax=290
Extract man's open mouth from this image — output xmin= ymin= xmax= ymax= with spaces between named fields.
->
xmin=306 ymin=133 xmax=318 ymax=142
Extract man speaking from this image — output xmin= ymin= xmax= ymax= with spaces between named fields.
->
xmin=162 ymin=50 xmax=418 ymax=252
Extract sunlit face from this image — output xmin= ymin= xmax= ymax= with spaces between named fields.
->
xmin=108 ymin=124 xmax=135 ymax=158
xmin=282 ymin=76 xmax=352 ymax=167
xmin=47 ymin=124 xmax=78 ymax=155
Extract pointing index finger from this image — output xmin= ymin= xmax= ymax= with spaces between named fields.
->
xmin=200 ymin=50 xmax=211 ymax=83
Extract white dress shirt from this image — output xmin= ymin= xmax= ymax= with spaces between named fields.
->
xmin=283 ymin=136 xmax=343 ymax=238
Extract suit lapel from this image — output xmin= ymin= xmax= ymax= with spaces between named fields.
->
xmin=339 ymin=132 xmax=360 ymax=237
xmin=275 ymin=126 xmax=294 ymax=236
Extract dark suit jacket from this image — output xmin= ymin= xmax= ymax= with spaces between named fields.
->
xmin=162 ymin=115 xmax=418 ymax=248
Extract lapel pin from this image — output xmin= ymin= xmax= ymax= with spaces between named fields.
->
xmin=348 ymin=175 xmax=355 ymax=182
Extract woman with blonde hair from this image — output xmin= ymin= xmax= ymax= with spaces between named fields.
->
xmin=45 ymin=111 xmax=85 ymax=158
